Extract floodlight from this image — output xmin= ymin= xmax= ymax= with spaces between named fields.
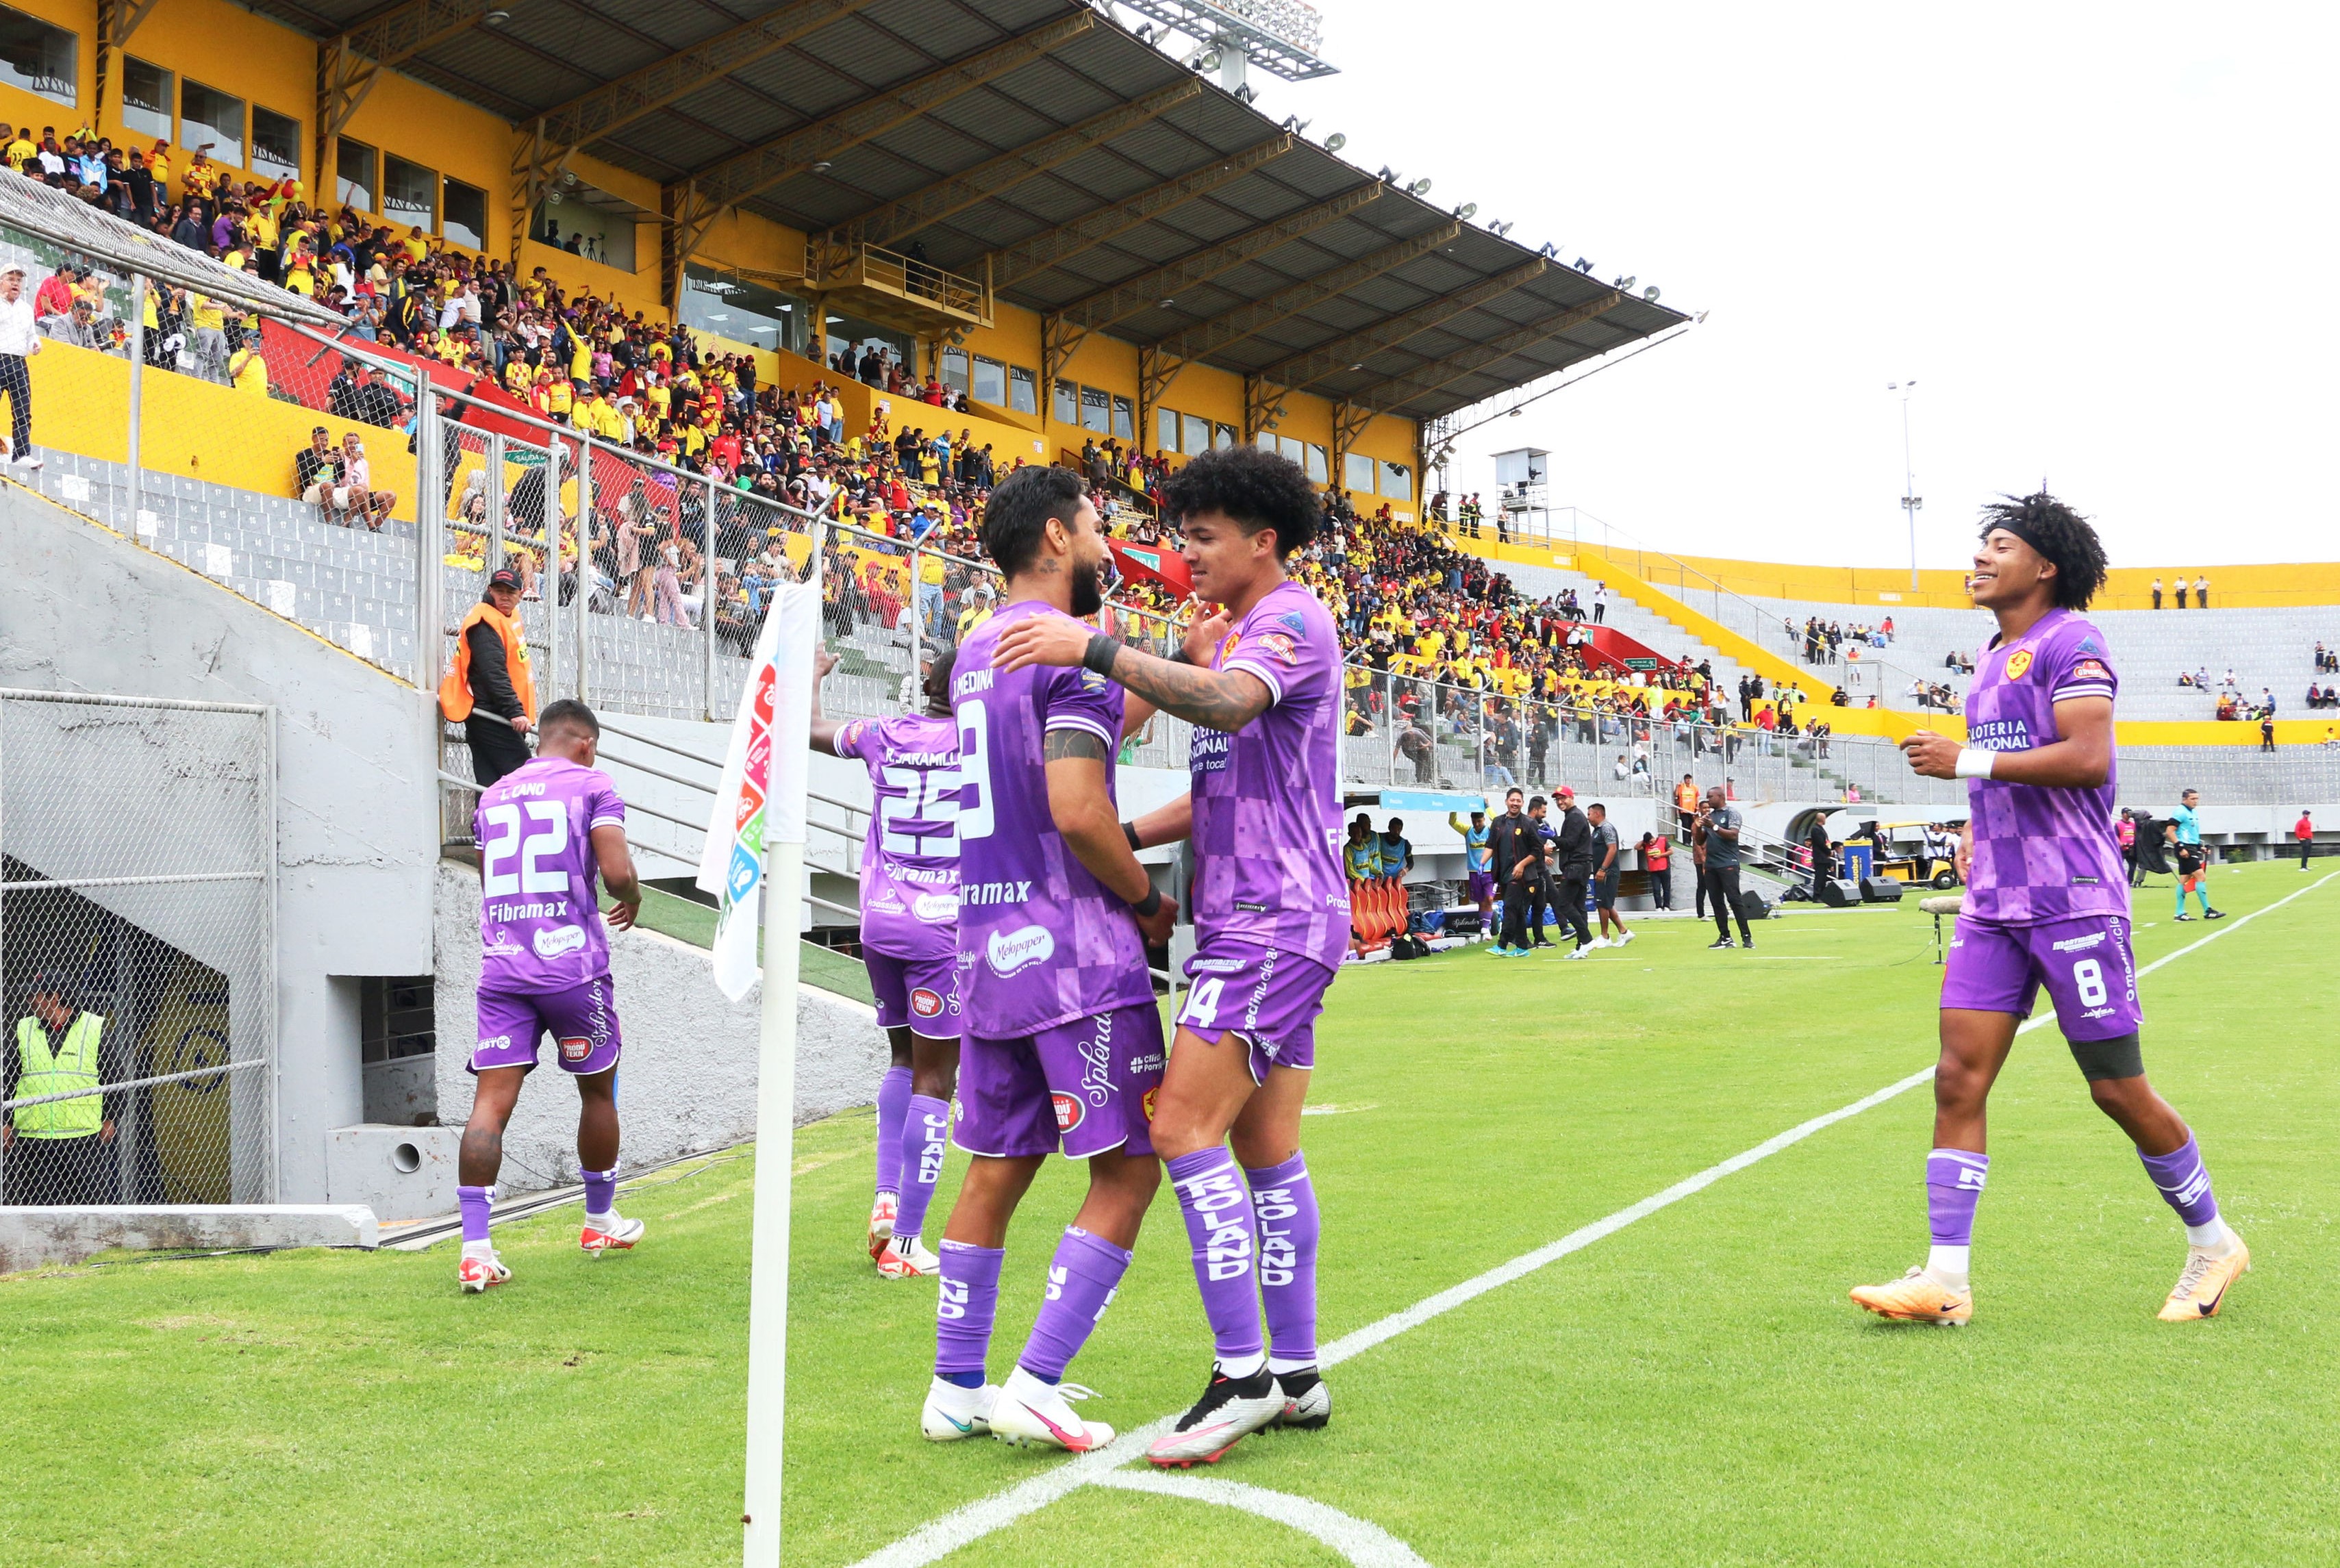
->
xmin=1574 ymin=257 xmax=1593 ymax=273
xmin=1455 ymin=203 xmax=1476 ymax=220
xmin=1537 ymin=242 xmax=1556 ymax=258
xmin=809 ymin=160 xmax=833 ymax=173
xmin=1641 ymin=286 xmax=1661 ymax=301
xmin=1234 ymin=84 xmax=1258 ymax=103
xmin=1324 ymin=132 xmax=1346 ymax=152
xmin=1615 ymin=275 xmax=1635 ymax=290
xmin=483 ymin=7 xmax=511 ymax=23
xmin=1408 ymin=178 xmax=1432 ymax=196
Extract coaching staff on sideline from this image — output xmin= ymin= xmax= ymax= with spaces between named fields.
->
xmin=1550 ymin=786 xmax=1596 ymax=954
xmin=438 ymin=566 xmax=536 ymax=787
xmin=1700 ymin=784 xmax=1754 ymax=950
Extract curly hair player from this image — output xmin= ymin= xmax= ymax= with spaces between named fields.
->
xmin=1851 ymin=493 xmax=2248 ymax=1327
xmin=993 ymin=444 xmax=1346 ymax=1467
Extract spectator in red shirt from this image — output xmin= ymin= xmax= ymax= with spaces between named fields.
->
xmin=2297 ymin=810 xmax=2315 ymax=870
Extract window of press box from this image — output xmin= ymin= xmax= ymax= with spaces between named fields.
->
xmin=1306 ymin=443 xmax=1329 ymax=482
xmin=1008 ymin=364 xmax=1037 ymax=414
xmin=251 ymin=107 xmax=301 ymax=184
xmin=683 ymin=262 xmax=805 ymax=354
xmin=1381 ymin=461 xmax=1413 ymax=501
xmin=181 ymin=80 xmax=244 ymax=168
xmin=939 ymin=346 xmax=970 ymax=393
xmin=0 ymin=6 xmax=75 ymax=108
xmin=971 ymin=354 xmax=1005 ymax=407
xmin=1112 ymin=394 xmax=1134 ymax=442
xmin=1180 ymin=412 xmax=1210 ymax=455
xmin=1214 ymin=423 xmax=1236 ymax=450
xmin=1053 ymin=378 xmax=1078 ymax=425
xmin=336 ymin=138 xmax=377 ymax=213
xmin=1157 ymin=406 xmax=1178 ymax=453
xmin=121 ymin=58 xmax=173 ymax=142
xmin=1345 ymin=451 xmax=1376 ymax=492
xmin=441 ymin=177 xmax=488 ymax=253
xmin=1080 ymin=384 xmax=1111 ymax=434
xmin=383 ymin=155 xmax=437 ymax=232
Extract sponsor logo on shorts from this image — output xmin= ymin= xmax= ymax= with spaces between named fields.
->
xmin=559 ymin=1035 xmax=593 ymax=1063
xmin=1051 ymin=1091 xmax=1084 ymax=1132
xmin=2004 ymin=649 xmax=2034 ymax=680
xmin=477 ymin=1035 xmax=512 ymax=1054
xmin=910 ymin=987 xmax=944 ymax=1019
xmin=2081 ymin=1007 xmax=2117 ymax=1020
xmin=1192 ymin=957 xmax=1247 ymax=974
xmin=912 ymin=892 xmax=959 ymax=924
xmin=532 ymin=925 xmax=588 ymax=959
xmin=2050 ymin=931 xmax=2106 ymax=952
xmin=985 ymin=924 xmax=1055 ymax=976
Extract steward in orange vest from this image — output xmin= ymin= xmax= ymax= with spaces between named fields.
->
xmin=439 ymin=567 xmax=536 ymax=787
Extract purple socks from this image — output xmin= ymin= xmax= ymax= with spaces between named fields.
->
xmin=935 ymin=1239 xmax=1003 ymax=1386
xmin=874 ymin=1065 xmax=912 ymax=1200
xmin=580 ymin=1165 xmax=617 ymax=1217
xmin=2139 ymin=1135 xmax=2221 ymax=1228
xmin=1168 ymin=1147 xmax=1266 ymax=1365
xmin=1246 ymin=1154 xmax=1320 ymax=1367
xmin=1926 ymin=1149 xmax=1989 ymax=1246
xmin=1017 ymin=1227 xmax=1135 ymax=1383
xmin=458 ymin=1184 xmax=494 ymax=1246
xmin=895 ymin=1095 xmax=951 ymax=1243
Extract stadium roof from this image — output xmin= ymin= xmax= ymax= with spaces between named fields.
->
xmin=256 ymin=0 xmax=1689 ymax=422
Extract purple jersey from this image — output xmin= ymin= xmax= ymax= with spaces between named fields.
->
xmin=834 ymin=712 xmax=959 ymax=962
xmin=474 ymin=757 xmax=627 ymax=991
xmin=1191 ymin=581 xmax=1350 ymax=969
xmin=1962 ymin=607 xmax=2126 ymax=924
xmin=952 ymin=600 xmax=1153 ymax=1039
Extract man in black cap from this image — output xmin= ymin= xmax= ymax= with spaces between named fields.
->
xmin=5 ymin=971 xmax=116 ymax=1204
xmin=436 ymin=567 xmax=535 ymax=787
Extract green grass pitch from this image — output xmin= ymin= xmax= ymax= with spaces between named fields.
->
xmin=3 ymin=861 xmax=2336 ymax=1565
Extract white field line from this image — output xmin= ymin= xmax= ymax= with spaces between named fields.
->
xmin=1091 ymin=1471 xmax=1433 ymax=1567
xmin=847 ymin=869 xmax=2335 ymax=1568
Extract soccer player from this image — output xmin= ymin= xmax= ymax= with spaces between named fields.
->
xmin=1852 ymin=493 xmax=2248 ymax=1327
xmin=1449 ymin=807 xmax=1496 ymax=932
xmin=920 ymin=466 xmax=1177 ymax=1452
xmin=1585 ymin=801 xmax=1633 ymax=949
xmin=809 ymin=645 xmax=961 ymax=1280
xmin=992 ymin=443 xmax=1346 ymax=1468
xmin=2165 ymin=788 xmax=2224 ymax=921
xmin=456 ymin=699 xmax=644 ymax=1293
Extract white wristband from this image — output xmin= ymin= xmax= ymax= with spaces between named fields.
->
xmin=1953 ymin=747 xmax=1997 ymax=780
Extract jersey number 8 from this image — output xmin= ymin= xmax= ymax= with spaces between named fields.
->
xmin=2071 ymin=957 xmax=2108 ymax=1009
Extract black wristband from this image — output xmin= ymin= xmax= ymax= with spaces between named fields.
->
xmin=1122 ymin=821 xmax=1142 ymax=852
xmin=1132 ymin=887 xmax=1162 ymax=918
xmin=1082 ymin=632 xmax=1120 ymax=676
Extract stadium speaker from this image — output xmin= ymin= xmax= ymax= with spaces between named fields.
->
xmin=1861 ymin=876 xmax=1905 ymax=904
xmin=1735 ymin=888 xmax=1772 ymax=922
xmin=1817 ymin=878 xmax=1863 ymax=908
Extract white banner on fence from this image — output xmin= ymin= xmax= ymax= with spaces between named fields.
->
xmin=694 ymin=583 xmax=818 ymax=1000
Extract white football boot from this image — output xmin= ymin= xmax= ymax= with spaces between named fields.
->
xmin=988 ymin=1367 xmax=1116 ymax=1452
xmin=921 ymin=1376 xmax=1001 ymax=1441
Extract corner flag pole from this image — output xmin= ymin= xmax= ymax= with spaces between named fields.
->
xmin=697 ymin=570 xmax=818 ymax=1568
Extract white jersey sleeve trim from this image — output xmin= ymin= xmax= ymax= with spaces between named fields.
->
xmin=588 ymin=813 xmax=627 ymax=829
xmin=1222 ymin=658 xmax=1285 ymax=703
xmin=2051 ymin=683 xmax=2115 ymax=702
xmin=1043 ymin=714 xmax=1116 ymax=746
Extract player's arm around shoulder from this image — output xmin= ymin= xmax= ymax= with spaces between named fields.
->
xmin=992 ymin=605 xmax=1272 ymax=733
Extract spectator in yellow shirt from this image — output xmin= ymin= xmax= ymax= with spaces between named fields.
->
xmin=229 ymin=340 xmax=270 ymax=398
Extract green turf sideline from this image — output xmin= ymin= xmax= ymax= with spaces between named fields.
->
xmin=848 ymin=866 xmax=2340 ymax=1568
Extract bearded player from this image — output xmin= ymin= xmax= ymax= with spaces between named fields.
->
xmin=994 ymin=443 xmax=1344 ymax=1467
xmin=919 ymin=466 xmax=1177 ymax=1451
xmin=1852 ymin=493 xmax=2248 ymax=1327
xmin=457 ymin=699 xmax=645 ymax=1293
xmin=811 ymin=644 xmax=961 ymax=1280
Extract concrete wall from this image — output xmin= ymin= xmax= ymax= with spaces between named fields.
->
xmin=0 ymin=486 xmax=439 ymax=1202
xmin=430 ymin=861 xmax=883 ymax=1194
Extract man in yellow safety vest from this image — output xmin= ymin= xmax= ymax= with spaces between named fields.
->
xmin=4 ymin=972 xmax=114 ymax=1205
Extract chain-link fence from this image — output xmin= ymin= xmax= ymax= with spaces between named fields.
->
xmin=0 ymin=690 xmax=276 ymax=1207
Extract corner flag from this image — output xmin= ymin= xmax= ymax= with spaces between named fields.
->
xmin=696 ymin=581 xmax=819 ymax=1000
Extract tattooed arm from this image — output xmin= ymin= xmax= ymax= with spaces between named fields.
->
xmin=992 ymin=612 xmax=1271 ymax=733
xmin=1044 ymin=726 xmax=1178 ymax=944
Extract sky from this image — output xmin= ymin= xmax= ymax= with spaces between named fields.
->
xmin=1204 ymin=1 xmax=2340 ymax=570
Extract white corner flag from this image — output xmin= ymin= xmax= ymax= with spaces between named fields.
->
xmin=697 ymin=580 xmax=819 ymax=1000
xmin=696 ymin=578 xmax=819 ymax=1568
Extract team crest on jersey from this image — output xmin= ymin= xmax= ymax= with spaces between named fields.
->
xmin=1051 ymin=1091 xmax=1084 ymax=1132
xmin=2004 ymin=650 xmax=2034 ymax=680
xmin=910 ymin=987 xmax=944 ymax=1019
xmin=558 ymin=1035 xmax=592 ymax=1063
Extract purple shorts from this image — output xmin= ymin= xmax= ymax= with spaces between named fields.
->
xmin=1177 ymin=940 xmax=1337 ymax=1083
xmin=866 ymin=946 xmax=961 ymax=1036
xmin=953 ymin=1002 xmax=1166 ymax=1161
xmin=472 ymin=976 xmax=624 ymax=1075
xmin=1941 ymin=913 xmax=2142 ymax=1041
xmin=1467 ymin=870 xmax=1497 ymax=901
